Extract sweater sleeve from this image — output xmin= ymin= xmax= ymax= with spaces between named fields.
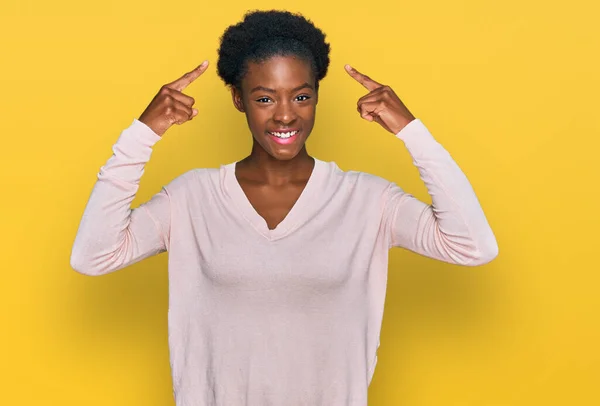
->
xmin=383 ymin=119 xmax=498 ymax=266
xmin=70 ymin=118 xmax=171 ymax=276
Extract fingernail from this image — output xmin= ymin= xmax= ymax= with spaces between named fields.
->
xmin=344 ymin=64 xmax=352 ymax=71
xmin=192 ymin=109 xmax=198 ymax=116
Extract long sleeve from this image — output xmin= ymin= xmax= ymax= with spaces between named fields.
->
xmin=383 ymin=119 xmax=498 ymax=266
xmin=70 ymin=118 xmax=171 ymax=276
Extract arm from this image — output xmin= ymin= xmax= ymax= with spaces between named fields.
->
xmin=383 ymin=119 xmax=498 ymax=266
xmin=70 ymin=61 xmax=209 ymax=275
xmin=70 ymin=119 xmax=170 ymax=275
xmin=344 ymin=64 xmax=498 ymax=266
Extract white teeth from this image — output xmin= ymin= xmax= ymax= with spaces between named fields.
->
xmin=270 ymin=131 xmax=298 ymax=139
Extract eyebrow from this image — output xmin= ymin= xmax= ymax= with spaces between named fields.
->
xmin=250 ymin=82 xmax=314 ymax=94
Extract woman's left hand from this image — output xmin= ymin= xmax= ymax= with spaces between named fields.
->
xmin=345 ymin=64 xmax=416 ymax=134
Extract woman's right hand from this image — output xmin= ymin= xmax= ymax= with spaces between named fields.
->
xmin=138 ymin=60 xmax=209 ymax=137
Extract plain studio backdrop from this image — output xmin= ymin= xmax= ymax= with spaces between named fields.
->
xmin=1 ymin=0 xmax=598 ymax=404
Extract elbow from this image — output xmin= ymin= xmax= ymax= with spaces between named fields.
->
xmin=70 ymin=253 xmax=94 ymax=276
xmin=70 ymin=249 xmax=104 ymax=277
xmin=466 ymin=235 xmax=499 ymax=266
xmin=70 ymin=244 xmax=131 ymax=276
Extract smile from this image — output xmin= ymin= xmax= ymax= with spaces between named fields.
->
xmin=268 ymin=130 xmax=300 ymax=145
xmin=269 ymin=130 xmax=299 ymax=139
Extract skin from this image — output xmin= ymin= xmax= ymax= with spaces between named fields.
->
xmin=231 ymin=56 xmax=319 ymax=229
xmin=232 ymin=56 xmax=318 ymax=173
xmin=138 ymin=56 xmax=416 ymax=230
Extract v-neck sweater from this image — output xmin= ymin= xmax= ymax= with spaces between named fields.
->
xmin=71 ymin=118 xmax=498 ymax=406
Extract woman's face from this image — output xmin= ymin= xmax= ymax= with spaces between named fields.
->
xmin=232 ymin=55 xmax=318 ymax=161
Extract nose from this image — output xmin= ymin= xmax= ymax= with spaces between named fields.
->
xmin=273 ymin=100 xmax=297 ymax=125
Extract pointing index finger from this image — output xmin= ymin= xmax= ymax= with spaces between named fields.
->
xmin=344 ymin=64 xmax=382 ymax=92
xmin=166 ymin=60 xmax=209 ymax=92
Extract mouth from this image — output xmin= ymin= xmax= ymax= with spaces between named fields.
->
xmin=267 ymin=129 xmax=300 ymax=145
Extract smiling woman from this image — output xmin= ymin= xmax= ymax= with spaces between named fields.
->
xmin=216 ymin=11 xmax=330 ymax=222
xmin=232 ymin=56 xmax=317 ymax=159
xmin=70 ymin=9 xmax=499 ymax=406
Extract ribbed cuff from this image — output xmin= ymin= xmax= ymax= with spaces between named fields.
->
xmin=130 ymin=118 xmax=162 ymax=146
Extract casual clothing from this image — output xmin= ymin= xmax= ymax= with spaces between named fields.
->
xmin=70 ymin=118 xmax=498 ymax=406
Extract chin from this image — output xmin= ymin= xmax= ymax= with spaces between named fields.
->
xmin=267 ymin=146 xmax=304 ymax=161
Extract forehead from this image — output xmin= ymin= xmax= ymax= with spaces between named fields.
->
xmin=243 ymin=56 xmax=314 ymax=90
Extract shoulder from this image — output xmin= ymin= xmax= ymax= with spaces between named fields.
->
xmin=328 ymin=161 xmax=394 ymax=195
xmin=162 ymin=167 xmax=220 ymax=194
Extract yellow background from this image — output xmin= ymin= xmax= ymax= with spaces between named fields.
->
xmin=1 ymin=0 xmax=598 ymax=404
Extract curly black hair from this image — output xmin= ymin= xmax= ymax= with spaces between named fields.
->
xmin=217 ymin=10 xmax=331 ymax=92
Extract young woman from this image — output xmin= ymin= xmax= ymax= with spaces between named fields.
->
xmin=71 ymin=9 xmax=498 ymax=406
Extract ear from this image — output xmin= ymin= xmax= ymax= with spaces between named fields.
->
xmin=231 ymin=87 xmax=245 ymax=113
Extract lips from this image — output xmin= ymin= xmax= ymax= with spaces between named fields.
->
xmin=267 ymin=129 xmax=301 ymax=145
xmin=268 ymin=129 xmax=300 ymax=138
xmin=269 ymin=128 xmax=300 ymax=133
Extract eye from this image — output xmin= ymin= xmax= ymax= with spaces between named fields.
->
xmin=256 ymin=97 xmax=271 ymax=103
xmin=296 ymin=95 xmax=311 ymax=101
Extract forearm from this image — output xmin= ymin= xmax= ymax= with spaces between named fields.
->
xmin=70 ymin=119 xmax=166 ymax=275
xmin=391 ymin=119 xmax=498 ymax=265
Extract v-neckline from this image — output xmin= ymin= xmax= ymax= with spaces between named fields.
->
xmin=223 ymin=158 xmax=324 ymax=241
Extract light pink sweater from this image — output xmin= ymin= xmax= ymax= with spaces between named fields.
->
xmin=70 ymin=117 xmax=498 ymax=405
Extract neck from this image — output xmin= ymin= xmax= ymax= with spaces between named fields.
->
xmin=237 ymin=145 xmax=315 ymax=186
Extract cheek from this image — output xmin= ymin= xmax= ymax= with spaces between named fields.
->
xmin=245 ymin=108 xmax=269 ymax=130
xmin=300 ymin=104 xmax=317 ymax=122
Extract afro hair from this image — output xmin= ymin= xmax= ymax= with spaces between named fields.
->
xmin=217 ymin=10 xmax=331 ymax=91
